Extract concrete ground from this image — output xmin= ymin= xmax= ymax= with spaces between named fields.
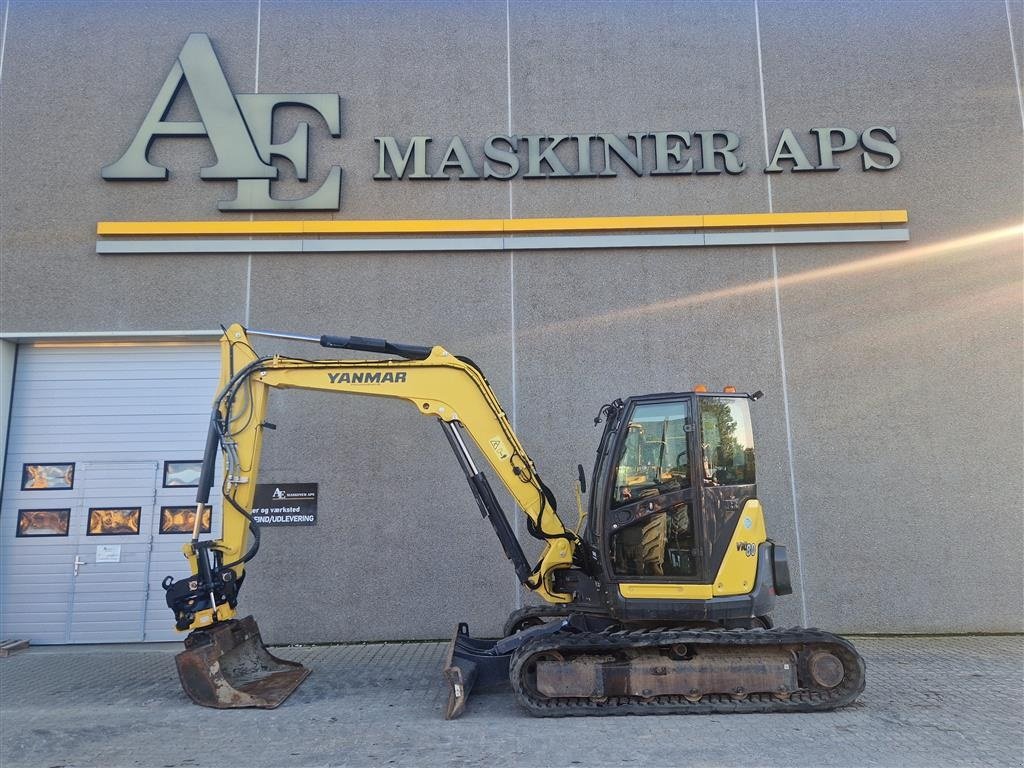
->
xmin=0 ymin=634 xmax=1020 ymax=768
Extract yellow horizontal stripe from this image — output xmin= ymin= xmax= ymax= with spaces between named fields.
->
xmin=97 ymin=210 xmax=907 ymax=237
xmin=96 ymin=220 xmax=305 ymax=235
xmin=618 ymin=582 xmax=714 ymax=600
xmin=311 ymin=218 xmax=505 ymax=234
xmin=507 ymin=214 xmax=704 ymax=232
xmin=704 ymin=210 xmax=907 ymax=227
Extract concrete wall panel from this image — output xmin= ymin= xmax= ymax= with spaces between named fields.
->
xmin=242 ymin=249 xmax=518 ymax=642
xmin=505 ymin=1 xmax=807 ymax=626
xmin=506 ymin=0 xmax=767 ymax=218
xmin=0 ymin=1 xmax=255 ymax=331
xmin=257 ymin=0 xmax=511 ymax=220
xmin=236 ymin=1 xmax=520 ymax=641
xmin=759 ymin=0 xmax=1024 ymax=631
xmin=512 ymin=245 xmax=806 ymax=628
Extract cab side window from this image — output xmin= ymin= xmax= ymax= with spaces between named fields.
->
xmin=699 ymin=398 xmax=756 ymax=486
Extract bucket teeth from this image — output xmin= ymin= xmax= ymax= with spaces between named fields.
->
xmin=175 ymin=616 xmax=310 ymax=709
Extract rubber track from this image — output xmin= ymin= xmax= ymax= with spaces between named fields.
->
xmin=509 ymin=626 xmax=866 ymax=717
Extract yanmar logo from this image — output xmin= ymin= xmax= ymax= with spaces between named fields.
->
xmin=102 ymin=33 xmax=341 ymax=211
xmin=327 ymin=372 xmax=408 ymax=384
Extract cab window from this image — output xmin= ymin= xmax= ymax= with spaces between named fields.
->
xmin=699 ymin=397 xmax=756 ymax=486
xmin=611 ymin=401 xmax=690 ymax=508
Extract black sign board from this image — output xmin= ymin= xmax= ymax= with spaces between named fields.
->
xmin=252 ymin=483 xmax=318 ymax=526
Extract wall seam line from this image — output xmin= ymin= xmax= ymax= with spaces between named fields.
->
xmin=1005 ymin=1 xmax=1024 ymax=132
xmin=754 ymin=0 xmax=809 ymax=626
xmin=245 ymin=0 xmax=262 ymax=327
xmin=0 ymin=0 xmax=11 ymax=299
xmin=506 ymin=0 xmax=522 ymax=612
xmin=0 ymin=0 xmax=10 ymax=87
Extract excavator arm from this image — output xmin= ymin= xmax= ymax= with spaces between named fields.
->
xmin=165 ymin=324 xmax=578 ymax=643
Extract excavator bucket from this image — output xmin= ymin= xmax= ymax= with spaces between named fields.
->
xmin=442 ymin=623 xmax=513 ymax=720
xmin=175 ymin=616 xmax=310 ymax=709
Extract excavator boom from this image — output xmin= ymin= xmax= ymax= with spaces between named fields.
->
xmin=165 ymin=324 xmax=578 ymax=708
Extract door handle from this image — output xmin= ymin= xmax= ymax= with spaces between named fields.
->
xmin=73 ymin=556 xmax=86 ymax=576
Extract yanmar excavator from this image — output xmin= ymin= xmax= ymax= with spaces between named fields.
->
xmin=163 ymin=324 xmax=865 ymax=717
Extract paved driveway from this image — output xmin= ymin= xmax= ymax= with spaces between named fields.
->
xmin=1 ymin=635 xmax=1020 ymax=767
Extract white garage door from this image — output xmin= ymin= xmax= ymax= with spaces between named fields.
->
xmin=0 ymin=341 xmax=221 ymax=643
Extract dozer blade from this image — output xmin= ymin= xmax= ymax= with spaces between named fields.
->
xmin=442 ymin=623 xmax=513 ymax=720
xmin=175 ymin=615 xmax=310 ymax=709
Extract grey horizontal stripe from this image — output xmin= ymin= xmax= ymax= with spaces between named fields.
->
xmin=704 ymin=229 xmax=909 ymax=245
xmin=316 ymin=236 xmax=506 ymax=252
xmin=99 ymin=239 xmax=303 ymax=254
xmin=507 ymin=233 xmax=705 ymax=249
xmin=97 ymin=228 xmax=910 ymax=255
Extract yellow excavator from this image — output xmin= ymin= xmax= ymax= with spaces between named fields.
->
xmin=164 ymin=323 xmax=865 ymax=717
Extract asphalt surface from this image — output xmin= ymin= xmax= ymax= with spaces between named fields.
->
xmin=0 ymin=634 xmax=1021 ymax=768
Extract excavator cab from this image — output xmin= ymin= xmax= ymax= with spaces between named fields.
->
xmin=595 ymin=393 xmax=772 ymax=592
xmin=571 ymin=390 xmax=790 ymax=626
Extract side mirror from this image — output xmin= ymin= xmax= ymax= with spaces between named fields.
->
xmin=577 ymin=464 xmax=587 ymax=495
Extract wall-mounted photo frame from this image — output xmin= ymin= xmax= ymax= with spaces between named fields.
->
xmin=16 ymin=509 xmax=71 ymax=537
xmin=87 ymin=507 xmax=141 ymax=536
xmin=163 ymin=460 xmax=202 ymax=488
xmin=159 ymin=506 xmax=211 ymax=535
xmin=21 ymin=463 xmax=75 ymax=491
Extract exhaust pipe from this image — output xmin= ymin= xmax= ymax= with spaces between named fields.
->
xmin=175 ymin=616 xmax=310 ymax=709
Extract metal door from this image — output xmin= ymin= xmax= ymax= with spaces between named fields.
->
xmin=0 ymin=470 xmax=82 ymax=643
xmin=67 ymin=462 xmax=159 ymax=643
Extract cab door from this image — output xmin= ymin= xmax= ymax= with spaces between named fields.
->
xmin=696 ymin=396 xmax=759 ymax=580
xmin=601 ymin=397 xmax=701 ymax=583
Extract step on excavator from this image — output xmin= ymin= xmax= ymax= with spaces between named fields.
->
xmin=164 ymin=324 xmax=865 ymax=717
